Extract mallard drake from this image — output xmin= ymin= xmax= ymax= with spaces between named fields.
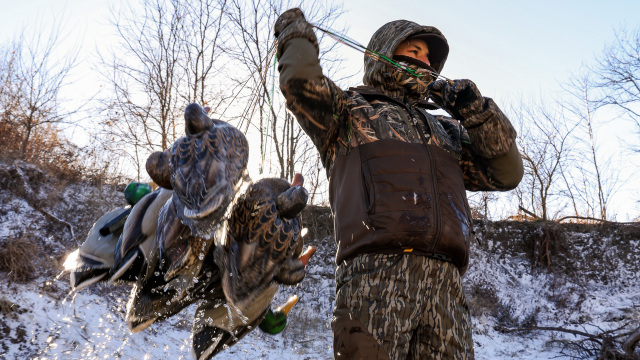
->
xmin=109 ymin=188 xmax=173 ymax=283
xmin=258 ymin=294 xmax=299 ymax=334
xmin=67 ymin=182 xmax=152 ymax=290
xmin=124 ymin=182 xmax=153 ymax=206
xmin=188 ymin=174 xmax=315 ymax=360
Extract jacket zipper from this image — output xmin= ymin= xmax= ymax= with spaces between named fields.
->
xmin=407 ymin=104 xmax=441 ymax=253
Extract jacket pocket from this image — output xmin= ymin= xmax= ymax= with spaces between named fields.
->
xmin=358 ymin=140 xmax=435 ymax=236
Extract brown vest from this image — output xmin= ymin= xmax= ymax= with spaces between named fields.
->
xmin=329 ymin=138 xmax=472 ymax=274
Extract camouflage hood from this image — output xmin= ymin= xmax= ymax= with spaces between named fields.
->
xmin=363 ymin=20 xmax=448 ymax=100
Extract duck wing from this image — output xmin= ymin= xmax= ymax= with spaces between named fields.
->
xmin=156 ymin=193 xmax=222 ymax=291
xmin=126 ymin=250 xmax=223 ymax=333
xmin=110 ymin=188 xmax=172 ymax=283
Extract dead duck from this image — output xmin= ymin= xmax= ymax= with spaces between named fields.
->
xmin=258 ymin=295 xmax=300 ymax=334
xmin=171 ymin=102 xmax=249 ymax=236
xmin=190 ymin=174 xmax=315 ymax=360
xmin=148 ymin=103 xmax=249 ymax=282
xmin=217 ymin=174 xmax=312 ymax=309
xmin=66 ymin=182 xmax=152 ymax=290
xmin=109 ymin=187 xmax=173 ymax=284
xmin=125 ymin=173 xmax=315 ymax=341
xmin=118 ymin=185 xmax=222 ymax=333
xmin=147 ymin=103 xmax=249 ymax=238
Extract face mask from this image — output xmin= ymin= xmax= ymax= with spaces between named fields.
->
xmin=392 ymin=60 xmax=435 ymax=99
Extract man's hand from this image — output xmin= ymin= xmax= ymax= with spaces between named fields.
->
xmin=428 ymin=79 xmax=485 ymax=121
xmin=273 ymin=8 xmax=317 ymax=58
xmin=274 ymin=8 xmax=306 ymax=38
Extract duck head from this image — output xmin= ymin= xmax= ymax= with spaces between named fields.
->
xmin=258 ymin=294 xmax=299 ymax=335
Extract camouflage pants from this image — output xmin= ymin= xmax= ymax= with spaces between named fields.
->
xmin=331 ymin=253 xmax=474 ymax=360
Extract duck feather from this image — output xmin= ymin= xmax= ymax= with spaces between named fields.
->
xmin=110 ymin=188 xmax=172 ymax=283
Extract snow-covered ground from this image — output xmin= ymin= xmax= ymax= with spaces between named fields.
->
xmin=1 ymin=161 xmax=638 ymax=359
xmin=2 ymin=229 xmax=637 ymax=360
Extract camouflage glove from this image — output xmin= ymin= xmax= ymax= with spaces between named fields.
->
xmin=273 ymin=8 xmax=318 ymax=58
xmin=428 ymin=79 xmax=486 ymax=123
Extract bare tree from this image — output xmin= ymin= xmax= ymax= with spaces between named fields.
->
xmin=591 ymin=26 xmax=640 ymax=152
xmin=467 ymin=191 xmax=500 ymax=220
xmin=99 ymin=0 xmax=230 ymax=179
xmin=0 ymin=43 xmax=23 ymax=148
xmin=98 ymin=0 xmax=348 ymax=194
xmin=0 ymin=25 xmax=78 ymax=161
xmin=179 ymin=0 xmax=229 ymax=106
xmin=562 ymin=70 xmax=621 ymax=221
xmin=221 ymin=0 xmax=280 ymax=175
xmin=512 ymin=101 xmax=578 ymax=221
xmin=100 ymin=0 xmax=185 ymax=158
xmin=222 ymin=0 xmax=347 ymax=195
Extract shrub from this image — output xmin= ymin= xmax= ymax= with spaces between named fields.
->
xmin=0 ymin=233 xmax=41 ymax=282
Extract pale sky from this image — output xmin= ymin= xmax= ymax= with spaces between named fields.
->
xmin=3 ymin=0 xmax=639 ymax=105
xmin=1 ymin=0 xmax=639 ymax=219
xmin=334 ymin=0 xmax=640 ymax=102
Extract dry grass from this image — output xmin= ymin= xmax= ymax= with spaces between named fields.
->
xmin=0 ymin=233 xmax=41 ymax=283
xmin=0 ymin=297 xmax=27 ymax=318
xmin=467 ymin=281 xmax=501 ymax=319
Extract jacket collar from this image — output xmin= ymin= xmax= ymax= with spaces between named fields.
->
xmin=349 ymin=85 xmax=441 ymax=110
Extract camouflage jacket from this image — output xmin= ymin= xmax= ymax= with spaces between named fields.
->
xmin=276 ymin=17 xmax=523 ymax=268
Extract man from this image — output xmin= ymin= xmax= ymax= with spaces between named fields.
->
xmin=274 ymin=8 xmax=523 ymax=360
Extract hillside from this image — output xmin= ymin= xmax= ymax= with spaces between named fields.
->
xmin=0 ymin=160 xmax=638 ymax=360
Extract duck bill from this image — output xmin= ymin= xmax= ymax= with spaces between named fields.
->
xmin=276 ymin=294 xmax=299 ymax=316
xmin=298 ymin=246 xmax=316 ymax=266
xmin=291 ymin=173 xmax=304 ymax=187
